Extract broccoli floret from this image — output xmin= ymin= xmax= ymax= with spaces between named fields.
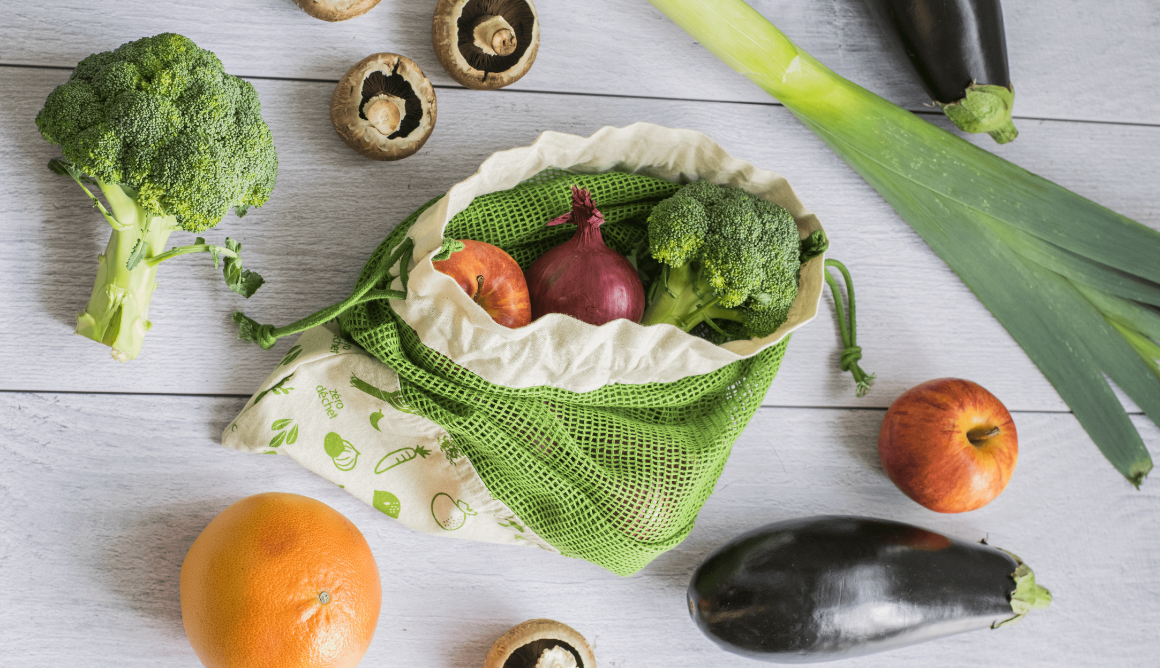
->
xmin=35 ymin=33 xmax=278 ymax=361
xmin=641 ymin=181 xmax=826 ymax=342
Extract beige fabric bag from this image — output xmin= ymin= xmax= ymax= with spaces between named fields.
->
xmin=224 ymin=322 xmax=557 ymax=550
xmin=224 ymin=122 xmax=825 ymax=550
xmin=396 ymin=122 xmax=826 ymax=392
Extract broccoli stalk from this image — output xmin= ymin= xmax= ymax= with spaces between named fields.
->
xmin=644 ymin=263 xmax=747 ymax=335
xmin=74 ymin=179 xmax=176 ymax=359
xmin=66 ymin=171 xmax=263 ymax=360
xmin=640 ymin=180 xmax=827 ymax=342
xmin=36 ymin=33 xmax=278 ymax=361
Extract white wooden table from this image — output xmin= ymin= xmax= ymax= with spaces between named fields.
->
xmin=2 ymin=1 xmax=1158 ymax=666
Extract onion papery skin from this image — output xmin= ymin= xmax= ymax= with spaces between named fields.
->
xmin=525 ymin=188 xmax=645 ymax=326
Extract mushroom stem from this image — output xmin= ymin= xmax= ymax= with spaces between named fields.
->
xmin=363 ymin=94 xmax=403 ymax=135
xmin=472 ymin=15 xmax=517 ymax=56
xmin=492 ymin=29 xmax=516 ymax=56
xmin=484 ymin=619 xmax=595 ymax=668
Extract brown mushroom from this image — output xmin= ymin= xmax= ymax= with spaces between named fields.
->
xmin=484 ymin=619 xmax=596 ymax=668
xmin=330 ymin=53 xmax=437 ymax=161
xmin=432 ymin=0 xmax=540 ymax=90
xmin=293 ymin=0 xmax=381 ymax=22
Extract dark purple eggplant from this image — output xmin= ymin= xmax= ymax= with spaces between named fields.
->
xmin=865 ymin=0 xmax=1018 ymax=143
xmin=688 ymin=516 xmax=1051 ymax=663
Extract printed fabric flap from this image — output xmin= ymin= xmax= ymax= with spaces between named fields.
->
xmin=222 ymin=322 xmax=556 ymax=553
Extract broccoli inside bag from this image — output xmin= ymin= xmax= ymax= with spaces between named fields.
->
xmin=228 ymin=123 xmax=827 ymax=575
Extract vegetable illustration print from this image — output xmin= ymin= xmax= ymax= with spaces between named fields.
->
xmin=496 ymin=514 xmax=527 ymax=541
xmin=374 ymin=445 xmax=431 ymax=474
xmin=269 ymin=418 xmax=298 ymax=447
xmin=252 ymin=373 xmax=294 ymax=406
xmin=497 ymin=517 xmax=525 ymax=533
xmin=431 ymin=493 xmax=476 ymax=531
xmin=372 ymin=491 xmax=401 ymax=518
xmin=438 ymin=435 xmax=463 ymax=465
xmin=279 ymin=344 xmax=303 ymax=366
xmin=350 ymin=372 xmax=419 ymax=416
xmin=324 ymin=432 xmax=360 ymax=471
xmin=369 ymin=410 xmax=385 ymax=432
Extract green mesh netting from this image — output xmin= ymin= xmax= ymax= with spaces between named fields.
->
xmin=329 ymin=171 xmax=789 ymax=575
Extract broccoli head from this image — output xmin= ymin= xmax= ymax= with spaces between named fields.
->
xmin=37 ymin=33 xmax=277 ymax=231
xmin=641 ymin=180 xmax=826 ymax=342
xmin=36 ymin=33 xmax=278 ymax=361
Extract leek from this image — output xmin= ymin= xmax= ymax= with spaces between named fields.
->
xmin=647 ymin=0 xmax=1159 ymax=485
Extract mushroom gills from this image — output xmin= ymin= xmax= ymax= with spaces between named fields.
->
xmin=503 ymin=639 xmax=584 ymax=668
xmin=456 ymin=0 xmax=535 ymax=80
xmin=360 ymin=67 xmax=422 ymax=139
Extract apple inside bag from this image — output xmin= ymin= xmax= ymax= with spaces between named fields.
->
xmin=223 ymin=322 xmax=556 ymax=551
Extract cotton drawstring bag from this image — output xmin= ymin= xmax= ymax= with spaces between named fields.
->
xmin=225 ymin=123 xmax=869 ymax=575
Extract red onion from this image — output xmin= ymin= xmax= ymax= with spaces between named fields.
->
xmin=525 ymin=186 xmax=645 ymax=325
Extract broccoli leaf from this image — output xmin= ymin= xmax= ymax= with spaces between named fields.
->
xmin=199 ymin=237 xmax=223 ymax=268
xmin=800 ymin=230 xmax=829 ymax=263
xmin=222 ymin=238 xmax=265 ymax=298
xmin=126 ymin=238 xmax=149 ymax=270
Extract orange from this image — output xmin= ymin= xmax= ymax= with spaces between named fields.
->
xmin=180 ymin=492 xmax=381 ymax=668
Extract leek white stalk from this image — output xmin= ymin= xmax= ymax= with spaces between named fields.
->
xmin=648 ymin=0 xmax=1160 ymax=484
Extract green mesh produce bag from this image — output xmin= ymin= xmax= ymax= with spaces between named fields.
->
xmin=232 ymin=125 xmax=853 ymax=575
xmin=349 ymin=175 xmax=786 ymax=575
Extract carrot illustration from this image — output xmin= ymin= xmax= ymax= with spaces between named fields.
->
xmin=374 ymin=445 xmax=432 ymax=474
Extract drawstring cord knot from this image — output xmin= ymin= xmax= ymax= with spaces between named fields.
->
xmin=839 ymin=345 xmax=864 ymax=373
xmin=824 ymin=259 xmax=875 ymax=397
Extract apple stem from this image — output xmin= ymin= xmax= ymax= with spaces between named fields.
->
xmin=967 ymin=426 xmax=1001 ymax=444
xmin=473 ymin=275 xmax=485 ymax=304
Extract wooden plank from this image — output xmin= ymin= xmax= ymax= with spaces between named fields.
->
xmin=0 ymin=1 xmax=1157 ymax=126
xmin=4 ymin=67 xmax=1159 ymax=419
xmin=0 ymin=391 xmax=1156 ymax=666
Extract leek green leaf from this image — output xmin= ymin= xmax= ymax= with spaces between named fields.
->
xmin=648 ymin=0 xmax=1158 ymax=484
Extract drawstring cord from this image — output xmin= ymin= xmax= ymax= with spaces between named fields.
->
xmin=233 ymin=195 xmax=450 ymax=350
xmin=824 ymin=259 xmax=875 ymax=397
xmin=233 ymin=236 xmax=416 ymax=350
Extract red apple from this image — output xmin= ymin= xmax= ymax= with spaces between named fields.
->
xmin=432 ymin=239 xmax=531 ymax=328
xmin=878 ymin=378 xmax=1017 ymax=513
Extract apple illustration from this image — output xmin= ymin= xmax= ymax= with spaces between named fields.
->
xmin=432 ymin=239 xmax=531 ymax=328
xmin=878 ymin=378 xmax=1017 ymax=513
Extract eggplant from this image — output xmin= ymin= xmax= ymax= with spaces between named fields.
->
xmin=688 ymin=516 xmax=1051 ymax=663
xmin=865 ymin=0 xmax=1018 ymax=143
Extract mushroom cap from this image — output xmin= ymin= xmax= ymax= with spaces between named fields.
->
xmin=330 ymin=53 xmax=438 ymax=161
xmin=294 ymin=0 xmax=381 ymax=22
xmin=432 ymin=0 xmax=540 ymax=90
xmin=484 ymin=619 xmax=596 ymax=668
